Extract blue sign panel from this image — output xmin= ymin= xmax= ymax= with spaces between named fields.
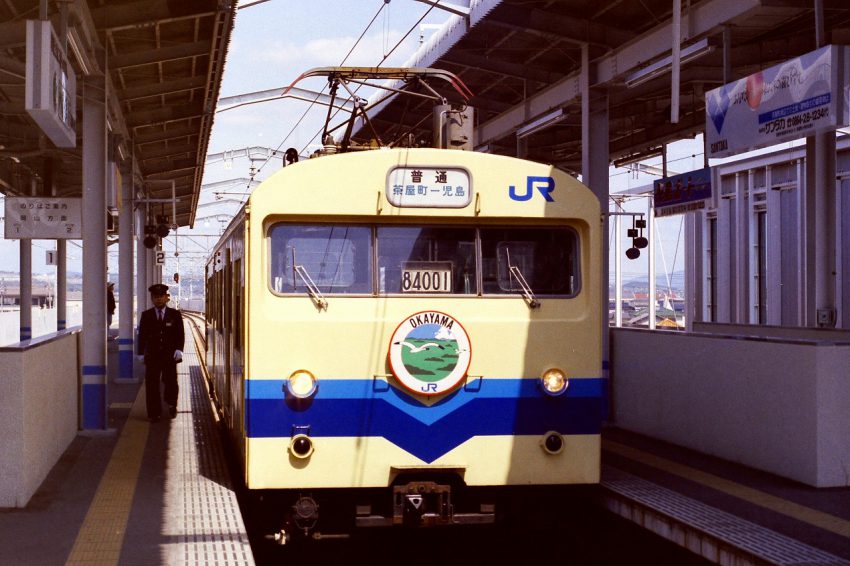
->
xmin=653 ymin=167 xmax=712 ymax=217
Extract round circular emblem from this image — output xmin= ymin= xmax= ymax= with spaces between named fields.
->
xmin=388 ymin=311 xmax=471 ymax=397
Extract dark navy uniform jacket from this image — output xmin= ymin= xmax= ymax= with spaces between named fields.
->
xmin=137 ymin=306 xmax=185 ymax=362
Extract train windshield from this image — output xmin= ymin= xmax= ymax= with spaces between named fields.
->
xmin=269 ymin=225 xmax=373 ymax=294
xmin=377 ymin=227 xmax=476 ymax=294
xmin=481 ymin=228 xmax=578 ymax=296
xmin=268 ymin=224 xmax=579 ymax=297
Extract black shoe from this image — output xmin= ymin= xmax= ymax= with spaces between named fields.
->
xmin=149 ymin=415 xmax=161 ymax=423
xmin=169 ymin=405 xmax=177 ymax=419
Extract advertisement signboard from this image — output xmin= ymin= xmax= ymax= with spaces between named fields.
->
xmin=705 ymin=45 xmax=850 ymax=158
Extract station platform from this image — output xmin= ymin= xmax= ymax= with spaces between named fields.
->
xmin=1 ymin=322 xmax=849 ymax=565
xmin=601 ymin=428 xmax=850 ymax=564
xmin=0 ymin=323 xmax=253 ymax=565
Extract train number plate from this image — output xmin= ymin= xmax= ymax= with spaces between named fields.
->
xmin=401 ymin=262 xmax=452 ymax=293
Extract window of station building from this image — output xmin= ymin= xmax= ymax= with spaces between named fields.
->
xmin=376 ymin=226 xmax=476 ymax=295
xmin=269 ymin=224 xmax=373 ymax=294
xmin=480 ymin=227 xmax=578 ymax=296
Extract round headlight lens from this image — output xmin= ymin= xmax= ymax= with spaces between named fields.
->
xmin=287 ymin=370 xmax=317 ymax=398
xmin=540 ymin=368 xmax=568 ymax=396
xmin=289 ymin=434 xmax=314 ymax=458
xmin=542 ymin=431 xmax=565 ymax=454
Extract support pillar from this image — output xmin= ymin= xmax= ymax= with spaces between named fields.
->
xmin=805 ymin=132 xmax=837 ymax=327
xmin=136 ymin=204 xmax=149 ymax=329
xmin=118 ymin=169 xmax=136 ymax=381
xmin=580 ymin=43 xmax=610 ymax=416
xmin=47 ymin=159 xmax=67 ymax=331
xmin=81 ymin=74 xmax=108 ymax=430
xmin=57 ymin=240 xmax=67 ymax=330
xmin=19 ymin=178 xmax=36 ymax=341
xmin=19 ymin=234 xmax=32 ymax=341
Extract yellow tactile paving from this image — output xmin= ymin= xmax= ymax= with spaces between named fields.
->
xmin=65 ymin=388 xmax=149 ymax=565
xmin=604 ymin=438 xmax=850 ymax=539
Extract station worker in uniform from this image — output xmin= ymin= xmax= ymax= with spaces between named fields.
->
xmin=137 ymin=283 xmax=185 ymax=422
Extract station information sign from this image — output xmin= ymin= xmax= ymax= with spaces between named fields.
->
xmin=4 ymin=197 xmax=82 ymax=239
xmin=705 ymin=44 xmax=850 ymax=158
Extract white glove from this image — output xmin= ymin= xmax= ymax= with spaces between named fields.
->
xmin=174 ymin=350 xmax=183 ymax=362
xmin=136 ymin=355 xmax=144 ymax=362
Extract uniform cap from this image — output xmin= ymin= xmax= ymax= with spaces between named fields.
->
xmin=148 ymin=283 xmax=169 ymax=295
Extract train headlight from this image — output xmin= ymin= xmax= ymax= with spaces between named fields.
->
xmin=540 ymin=368 xmax=569 ymax=396
xmin=289 ymin=434 xmax=314 ymax=458
xmin=541 ymin=431 xmax=565 ymax=455
xmin=285 ymin=370 xmax=318 ymax=399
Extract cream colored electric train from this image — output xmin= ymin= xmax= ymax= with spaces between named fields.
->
xmin=205 ymin=142 xmax=604 ymax=542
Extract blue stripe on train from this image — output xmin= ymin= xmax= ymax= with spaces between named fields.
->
xmin=246 ymin=378 xmax=605 ymax=463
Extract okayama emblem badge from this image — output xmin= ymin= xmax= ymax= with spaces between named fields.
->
xmin=388 ymin=311 xmax=471 ymax=396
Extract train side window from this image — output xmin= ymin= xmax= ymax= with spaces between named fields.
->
xmin=376 ymin=226 xmax=476 ymax=294
xmin=269 ymin=224 xmax=373 ymax=294
xmin=480 ymin=227 xmax=578 ymax=296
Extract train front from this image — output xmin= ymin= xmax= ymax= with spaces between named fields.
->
xmin=243 ymin=148 xmax=604 ymax=541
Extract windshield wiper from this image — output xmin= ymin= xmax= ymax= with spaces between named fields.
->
xmin=506 ymin=249 xmax=540 ymax=309
xmin=292 ymin=249 xmax=328 ymax=310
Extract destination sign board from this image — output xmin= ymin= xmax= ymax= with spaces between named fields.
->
xmin=387 ymin=167 xmax=472 ymax=208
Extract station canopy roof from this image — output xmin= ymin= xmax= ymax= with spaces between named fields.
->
xmin=351 ymin=0 xmax=850 ymax=174
xmin=2 ymin=1 xmax=849 ymax=230
xmin=0 ymin=0 xmax=235 ymax=228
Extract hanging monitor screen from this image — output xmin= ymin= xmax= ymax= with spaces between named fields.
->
xmin=25 ymin=20 xmax=77 ymax=148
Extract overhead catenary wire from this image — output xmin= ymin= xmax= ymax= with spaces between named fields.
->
xmin=297 ymin=0 xmax=440 ymax=158
xmin=243 ymin=1 xmax=392 ymax=198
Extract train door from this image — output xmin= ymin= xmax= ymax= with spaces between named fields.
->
xmin=205 ymin=264 xmax=216 ymax=383
xmin=230 ymin=255 xmax=243 ymax=432
xmin=222 ymin=247 xmax=233 ymax=425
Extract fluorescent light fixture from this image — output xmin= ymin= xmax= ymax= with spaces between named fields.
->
xmin=625 ymin=38 xmax=714 ymax=88
xmin=516 ymin=108 xmax=567 ymax=139
xmin=67 ymin=28 xmax=90 ymax=76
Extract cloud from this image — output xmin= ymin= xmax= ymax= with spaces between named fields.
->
xmin=435 ymin=327 xmax=454 ymax=340
xmin=232 ymin=30 xmax=407 ymax=83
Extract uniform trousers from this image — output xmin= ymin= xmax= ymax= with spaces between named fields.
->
xmin=145 ymin=356 xmax=179 ymax=417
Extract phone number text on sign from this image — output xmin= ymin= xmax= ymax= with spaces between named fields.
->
xmin=759 ymin=107 xmax=830 ymax=137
